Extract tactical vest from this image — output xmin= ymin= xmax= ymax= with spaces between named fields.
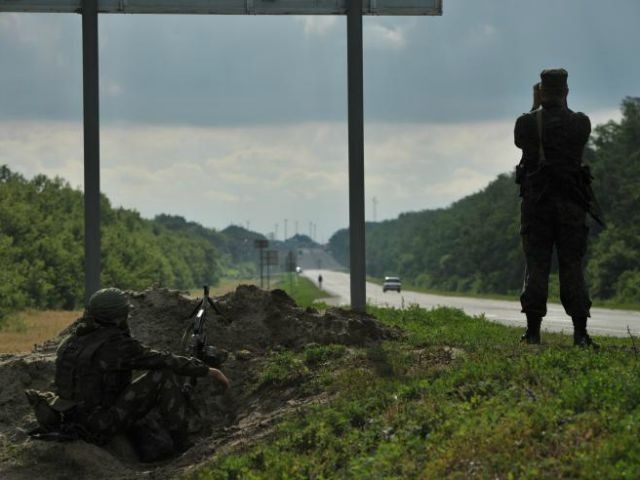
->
xmin=54 ymin=327 xmax=131 ymax=410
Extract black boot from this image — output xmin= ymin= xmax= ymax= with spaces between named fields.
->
xmin=521 ymin=315 xmax=541 ymax=344
xmin=572 ymin=317 xmax=599 ymax=349
xmin=169 ymin=427 xmax=194 ymax=455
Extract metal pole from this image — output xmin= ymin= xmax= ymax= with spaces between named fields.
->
xmin=82 ymin=0 xmax=101 ymax=302
xmin=347 ymin=0 xmax=366 ymax=312
xmin=260 ymin=247 xmax=264 ymax=288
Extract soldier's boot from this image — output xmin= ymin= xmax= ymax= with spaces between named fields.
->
xmin=520 ymin=314 xmax=541 ymax=345
xmin=169 ymin=426 xmax=194 ymax=454
xmin=572 ymin=317 xmax=600 ymax=350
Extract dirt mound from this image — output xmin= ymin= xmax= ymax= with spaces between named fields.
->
xmin=127 ymin=285 xmax=397 ymax=353
xmin=0 ymin=286 xmax=400 ymax=479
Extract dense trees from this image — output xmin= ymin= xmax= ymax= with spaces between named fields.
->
xmin=0 ymin=167 xmax=260 ymax=318
xmin=329 ymin=97 xmax=640 ymax=303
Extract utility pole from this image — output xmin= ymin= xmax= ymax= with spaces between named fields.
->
xmin=284 ymin=218 xmax=288 ymax=242
xmin=295 ymin=220 xmax=299 ymax=236
xmin=373 ymin=196 xmax=378 ymax=222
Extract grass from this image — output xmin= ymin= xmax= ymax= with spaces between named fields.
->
xmin=275 ymin=275 xmax=331 ymax=308
xmin=0 ymin=309 xmax=80 ymax=353
xmin=187 ymin=305 xmax=640 ymax=479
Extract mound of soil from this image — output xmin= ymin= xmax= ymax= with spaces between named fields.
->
xmin=0 ymin=286 xmax=400 ymax=480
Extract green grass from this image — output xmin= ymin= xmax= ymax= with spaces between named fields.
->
xmin=187 ymin=305 xmax=640 ymax=480
xmin=0 ymin=313 xmax=27 ymax=334
xmin=275 ymin=275 xmax=331 ymax=308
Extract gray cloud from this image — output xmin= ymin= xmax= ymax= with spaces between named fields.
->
xmin=0 ymin=2 xmax=636 ymax=237
xmin=1 ymin=0 xmax=638 ymax=126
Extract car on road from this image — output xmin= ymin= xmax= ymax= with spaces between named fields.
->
xmin=383 ymin=276 xmax=402 ymax=293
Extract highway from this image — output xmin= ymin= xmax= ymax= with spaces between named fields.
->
xmin=302 ymin=269 xmax=640 ymax=338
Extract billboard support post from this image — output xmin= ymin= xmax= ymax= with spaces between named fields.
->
xmin=347 ymin=0 xmax=366 ymax=312
xmin=82 ymin=0 xmax=101 ymax=302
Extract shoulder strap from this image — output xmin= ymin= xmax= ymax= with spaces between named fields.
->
xmin=78 ymin=327 xmax=118 ymax=364
xmin=536 ymin=108 xmax=547 ymax=166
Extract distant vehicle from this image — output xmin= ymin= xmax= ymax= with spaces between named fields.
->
xmin=296 ymin=266 xmax=302 ymax=274
xmin=383 ymin=276 xmax=401 ymax=293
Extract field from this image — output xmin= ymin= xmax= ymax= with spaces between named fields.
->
xmin=0 ymin=310 xmax=81 ymax=353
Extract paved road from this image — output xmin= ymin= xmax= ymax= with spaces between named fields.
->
xmin=303 ymin=269 xmax=640 ymax=338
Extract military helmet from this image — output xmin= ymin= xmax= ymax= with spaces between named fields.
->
xmin=87 ymin=287 xmax=130 ymax=325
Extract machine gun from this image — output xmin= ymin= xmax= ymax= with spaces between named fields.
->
xmin=181 ymin=285 xmax=227 ymax=393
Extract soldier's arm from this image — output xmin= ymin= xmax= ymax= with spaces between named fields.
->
xmin=109 ymin=336 xmax=210 ymax=377
xmin=575 ymin=112 xmax=592 ymax=146
xmin=514 ymin=114 xmax=532 ymax=150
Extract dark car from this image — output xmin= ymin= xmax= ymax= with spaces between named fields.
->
xmin=383 ymin=276 xmax=402 ymax=293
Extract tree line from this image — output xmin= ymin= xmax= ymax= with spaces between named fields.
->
xmin=0 ymin=168 xmax=261 ymax=319
xmin=329 ymin=97 xmax=640 ymax=304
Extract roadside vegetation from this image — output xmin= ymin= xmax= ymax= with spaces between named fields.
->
xmin=189 ymin=304 xmax=640 ymax=479
xmin=275 ymin=275 xmax=330 ymax=308
xmin=0 ymin=166 xmax=265 ymax=320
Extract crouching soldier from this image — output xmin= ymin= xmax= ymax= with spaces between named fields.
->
xmin=27 ymin=287 xmax=230 ymax=459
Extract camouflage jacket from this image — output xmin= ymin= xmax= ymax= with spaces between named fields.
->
xmin=54 ymin=320 xmax=209 ymax=409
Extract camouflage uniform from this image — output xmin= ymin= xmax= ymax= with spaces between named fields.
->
xmin=55 ymin=321 xmax=208 ymax=441
xmin=514 ymin=69 xmax=595 ymax=346
xmin=53 ymin=288 xmax=210 ymax=450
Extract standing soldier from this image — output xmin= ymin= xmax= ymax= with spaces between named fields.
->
xmin=514 ymin=68 xmax=598 ymax=348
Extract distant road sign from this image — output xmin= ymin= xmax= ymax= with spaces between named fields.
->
xmin=286 ymin=251 xmax=297 ymax=272
xmin=0 ymin=0 xmax=442 ymax=15
xmin=254 ymin=239 xmax=269 ymax=249
xmin=266 ymin=250 xmax=279 ymax=266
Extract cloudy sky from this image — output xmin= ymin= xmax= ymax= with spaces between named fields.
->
xmin=1 ymin=0 xmax=638 ymax=240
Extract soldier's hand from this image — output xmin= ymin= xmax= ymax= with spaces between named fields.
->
xmin=209 ymin=368 xmax=230 ymax=390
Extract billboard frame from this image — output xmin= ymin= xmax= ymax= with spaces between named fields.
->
xmin=0 ymin=0 xmax=442 ymax=310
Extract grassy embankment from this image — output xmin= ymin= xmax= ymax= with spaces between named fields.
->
xmin=189 ymin=301 xmax=640 ymax=479
xmin=275 ymin=274 xmax=330 ymax=308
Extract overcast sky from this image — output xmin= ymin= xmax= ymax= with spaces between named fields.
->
xmin=1 ymin=0 xmax=638 ymax=240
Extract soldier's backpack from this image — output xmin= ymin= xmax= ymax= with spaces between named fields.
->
xmin=54 ymin=327 xmax=124 ymax=410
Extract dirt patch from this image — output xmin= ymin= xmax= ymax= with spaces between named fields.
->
xmin=0 ymin=286 xmax=400 ymax=479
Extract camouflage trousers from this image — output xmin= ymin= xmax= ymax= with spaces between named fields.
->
xmin=78 ymin=369 xmax=189 ymax=438
xmin=520 ymin=196 xmax=592 ymax=318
